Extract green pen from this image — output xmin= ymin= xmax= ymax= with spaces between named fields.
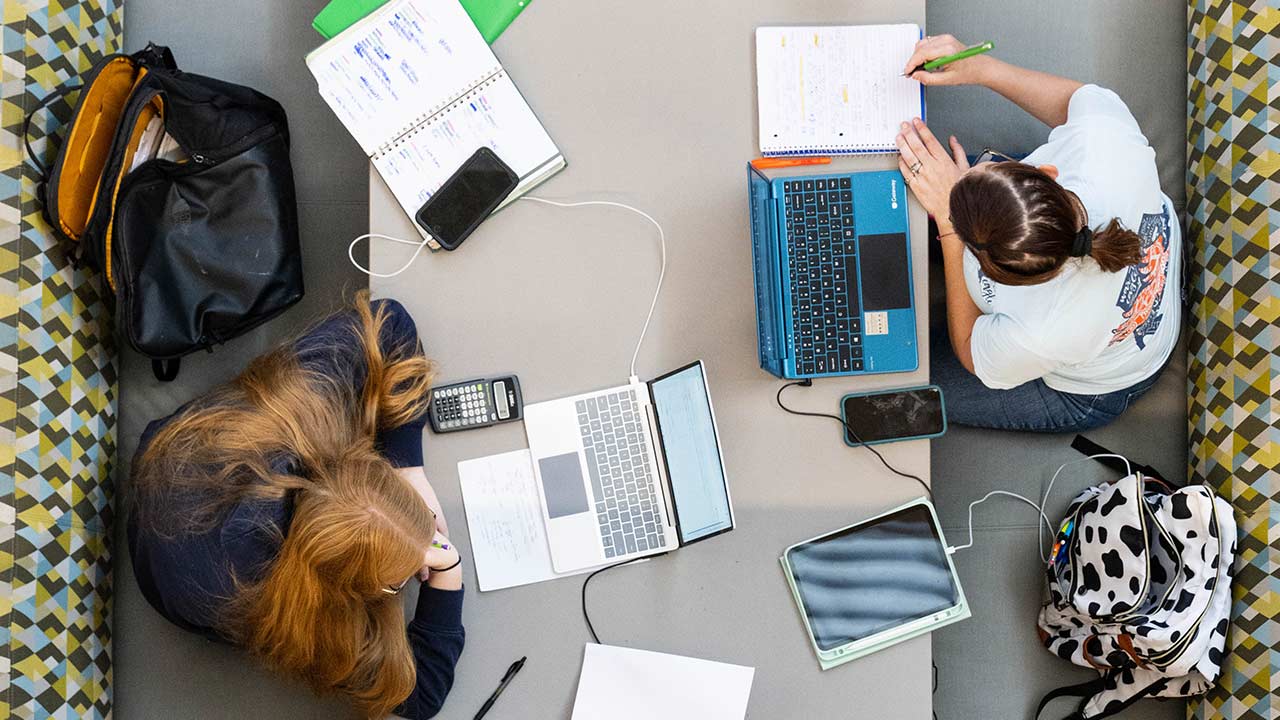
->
xmin=905 ymin=41 xmax=995 ymax=76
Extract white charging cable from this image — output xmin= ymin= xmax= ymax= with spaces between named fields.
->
xmin=347 ymin=196 xmax=667 ymax=379
xmin=347 ymin=233 xmax=430 ymax=279
xmin=947 ymin=453 xmax=1135 ymax=561
xmin=516 ymin=197 xmax=666 ymax=380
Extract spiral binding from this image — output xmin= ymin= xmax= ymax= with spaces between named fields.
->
xmin=372 ymin=68 xmax=505 ymax=159
xmin=764 ymin=145 xmax=895 ymax=156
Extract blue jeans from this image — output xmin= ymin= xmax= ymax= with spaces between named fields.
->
xmin=930 ymin=333 xmax=1164 ymax=433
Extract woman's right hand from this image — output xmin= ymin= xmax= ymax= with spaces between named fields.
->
xmin=904 ymin=34 xmax=998 ymax=87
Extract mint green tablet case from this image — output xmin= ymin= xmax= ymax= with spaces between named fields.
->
xmin=779 ymin=497 xmax=970 ymax=670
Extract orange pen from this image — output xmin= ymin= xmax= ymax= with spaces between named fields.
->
xmin=750 ymin=156 xmax=833 ymax=170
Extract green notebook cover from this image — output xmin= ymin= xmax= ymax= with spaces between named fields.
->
xmin=312 ymin=0 xmax=529 ymax=44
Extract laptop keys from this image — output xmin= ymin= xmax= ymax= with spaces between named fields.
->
xmin=579 ymin=393 xmax=666 ymax=557
xmin=782 ymin=174 xmax=864 ymax=376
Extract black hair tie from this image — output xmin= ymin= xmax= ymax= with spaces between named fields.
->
xmin=1070 ymin=227 xmax=1093 ymax=257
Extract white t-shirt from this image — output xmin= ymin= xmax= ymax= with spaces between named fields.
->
xmin=965 ymin=85 xmax=1181 ymax=395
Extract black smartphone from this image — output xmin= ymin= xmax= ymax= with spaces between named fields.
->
xmin=841 ymin=385 xmax=946 ymax=446
xmin=415 ymin=147 xmax=518 ymax=251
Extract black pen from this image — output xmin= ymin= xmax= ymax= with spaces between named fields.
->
xmin=473 ymin=656 xmax=526 ymax=720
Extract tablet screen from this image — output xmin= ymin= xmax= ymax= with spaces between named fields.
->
xmin=787 ymin=504 xmax=959 ymax=651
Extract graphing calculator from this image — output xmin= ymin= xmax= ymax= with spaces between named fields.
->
xmin=427 ymin=376 xmax=523 ymax=433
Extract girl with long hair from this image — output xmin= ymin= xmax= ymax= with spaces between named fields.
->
xmin=129 ymin=294 xmax=463 ymax=718
xmin=895 ymin=35 xmax=1180 ymax=432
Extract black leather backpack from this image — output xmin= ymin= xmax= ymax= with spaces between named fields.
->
xmin=24 ymin=44 xmax=304 ymax=381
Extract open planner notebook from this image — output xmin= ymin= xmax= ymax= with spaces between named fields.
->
xmin=306 ymin=0 xmax=564 ymax=234
xmin=756 ymin=24 xmax=924 ymax=155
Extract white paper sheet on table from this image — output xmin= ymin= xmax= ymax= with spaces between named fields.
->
xmin=458 ymin=449 xmax=592 ymax=591
xmin=571 ymin=644 xmax=755 ymax=720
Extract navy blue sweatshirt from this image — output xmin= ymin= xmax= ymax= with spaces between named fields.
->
xmin=127 ymin=300 xmax=463 ymax=719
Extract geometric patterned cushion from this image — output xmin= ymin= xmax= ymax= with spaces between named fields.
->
xmin=1186 ymin=2 xmax=1279 ymax=719
xmin=1 ymin=1 xmax=121 ymax=717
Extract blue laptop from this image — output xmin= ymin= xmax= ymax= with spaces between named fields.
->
xmin=748 ymin=166 xmax=918 ymax=379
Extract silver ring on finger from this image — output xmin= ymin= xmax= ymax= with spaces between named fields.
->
xmin=909 ymin=161 xmax=923 ymax=176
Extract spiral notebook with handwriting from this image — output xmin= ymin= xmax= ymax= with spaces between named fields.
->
xmin=756 ymin=24 xmax=924 ymax=156
xmin=306 ymin=0 xmax=564 ymax=232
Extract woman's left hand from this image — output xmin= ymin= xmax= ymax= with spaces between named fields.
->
xmin=418 ymin=531 xmax=460 ymax=582
xmin=895 ymin=118 xmax=970 ymax=223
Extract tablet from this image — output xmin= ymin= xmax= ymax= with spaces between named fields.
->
xmin=780 ymin=498 xmax=969 ymax=670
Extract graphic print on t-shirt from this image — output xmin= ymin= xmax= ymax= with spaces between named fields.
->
xmin=1109 ymin=206 xmax=1171 ymax=348
xmin=974 ymin=267 xmax=996 ymax=308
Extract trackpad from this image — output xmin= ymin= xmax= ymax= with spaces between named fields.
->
xmin=539 ymin=453 xmax=590 ymax=519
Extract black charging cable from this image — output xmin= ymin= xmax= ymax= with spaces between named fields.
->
xmin=582 ymin=555 xmax=655 ymax=644
xmin=775 ymin=379 xmax=932 ymax=498
xmin=581 ymin=379 xmax=933 ymax=644
xmin=779 ymin=379 xmax=939 ymax=718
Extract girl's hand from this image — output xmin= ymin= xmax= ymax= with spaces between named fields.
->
xmin=895 ymin=118 xmax=970 ymax=225
xmin=903 ymin=34 xmax=997 ymax=87
xmin=418 ymin=531 xmax=460 ymax=582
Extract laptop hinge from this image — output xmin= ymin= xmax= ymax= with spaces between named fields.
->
xmin=643 ymin=403 xmax=678 ymax=541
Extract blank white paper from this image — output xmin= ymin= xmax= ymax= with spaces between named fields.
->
xmin=571 ymin=644 xmax=755 ymax=720
xmin=458 ymin=449 xmax=591 ymax=591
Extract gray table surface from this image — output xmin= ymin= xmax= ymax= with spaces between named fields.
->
xmin=370 ymin=1 xmax=932 ymax=717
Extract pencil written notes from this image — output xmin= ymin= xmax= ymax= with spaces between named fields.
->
xmin=306 ymin=0 xmax=563 ymax=232
xmin=756 ymin=24 xmax=924 ymax=155
xmin=458 ymin=450 xmax=592 ymax=591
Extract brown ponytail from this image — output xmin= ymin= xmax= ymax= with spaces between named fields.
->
xmin=949 ymin=163 xmax=1141 ymax=286
xmin=1087 ymin=219 xmax=1143 ymax=273
xmin=134 ymin=291 xmax=438 ymax=719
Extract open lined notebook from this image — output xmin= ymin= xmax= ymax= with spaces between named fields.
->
xmin=306 ymin=0 xmax=564 ymax=235
xmin=756 ymin=24 xmax=925 ymax=156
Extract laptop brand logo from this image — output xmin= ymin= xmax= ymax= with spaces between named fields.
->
xmin=890 ymin=179 xmax=899 ymax=210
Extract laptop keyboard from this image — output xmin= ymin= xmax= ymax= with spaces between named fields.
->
xmin=576 ymin=390 xmax=666 ymax=559
xmin=783 ymin=177 xmax=864 ymax=375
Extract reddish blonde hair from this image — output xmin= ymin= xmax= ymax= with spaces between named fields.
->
xmin=134 ymin=292 xmax=436 ymax=718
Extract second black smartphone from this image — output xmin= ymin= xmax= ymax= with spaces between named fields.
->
xmin=415 ymin=147 xmax=518 ymax=251
xmin=841 ymin=385 xmax=946 ymax=446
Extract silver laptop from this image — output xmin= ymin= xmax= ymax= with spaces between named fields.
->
xmin=524 ymin=361 xmax=735 ymax=572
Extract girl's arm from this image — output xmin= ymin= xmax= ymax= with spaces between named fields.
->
xmin=904 ymin=35 xmax=1083 ymax=127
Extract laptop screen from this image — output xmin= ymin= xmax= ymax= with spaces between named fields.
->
xmin=649 ymin=362 xmax=733 ymax=544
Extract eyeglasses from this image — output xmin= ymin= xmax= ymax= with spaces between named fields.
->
xmin=974 ymin=148 xmax=1018 ymax=165
xmin=382 ymin=576 xmax=413 ymax=596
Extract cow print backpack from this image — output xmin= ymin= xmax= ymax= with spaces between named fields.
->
xmin=1035 ymin=437 xmax=1236 ymax=720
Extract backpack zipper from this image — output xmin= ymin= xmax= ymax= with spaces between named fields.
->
xmin=1068 ymin=475 xmax=1151 ymax=620
xmin=43 ymin=53 xmax=135 ymax=246
xmin=1143 ymin=490 xmax=1223 ymax=669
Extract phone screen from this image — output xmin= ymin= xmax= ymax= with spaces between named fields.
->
xmin=415 ymin=148 xmax=518 ymax=250
xmin=842 ymin=386 xmax=944 ymax=444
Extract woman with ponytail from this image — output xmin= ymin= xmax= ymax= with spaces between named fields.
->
xmin=129 ymin=293 xmax=463 ymax=718
xmin=894 ymin=35 xmax=1181 ymax=432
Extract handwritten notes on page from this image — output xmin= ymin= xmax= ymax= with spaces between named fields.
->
xmin=372 ymin=73 xmax=561 ymax=216
xmin=458 ymin=449 xmax=592 ymax=591
xmin=306 ymin=0 xmax=501 ymax=155
xmin=756 ymin=24 xmax=924 ymax=155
